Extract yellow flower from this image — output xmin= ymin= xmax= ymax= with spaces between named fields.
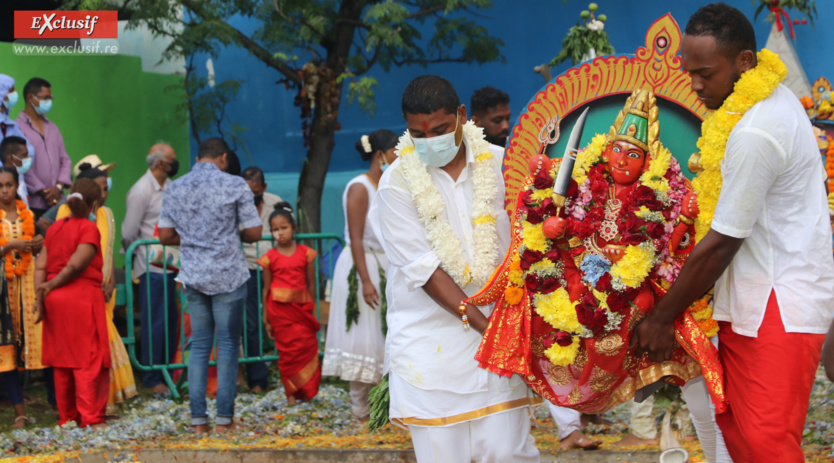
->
xmin=544 ymin=335 xmax=581 ymax=366
xmin=522 ymin=221 xmax=548 ymax=253
xmin=534 ymin=287 xmax=583 ymax=333
xmin=509 ymin=255 xmax=524 ymax=287
xmin=635 ymin=206 xmax=651 ymax=219
xmin=610 ymin=244 xmax=654 ymax=288
xmin=573 ymin=133 xmax=608 ymax=185
xmin=693 ymin=49 xmax=786 ymax=244
xmin=531 ymin=188 xmax=554 ymax=202
xmin=504 ymin=286 xmax=525 ymax=306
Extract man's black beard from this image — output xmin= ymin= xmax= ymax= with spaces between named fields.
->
xmin=485 ymin=134 xmax=507 ymax=147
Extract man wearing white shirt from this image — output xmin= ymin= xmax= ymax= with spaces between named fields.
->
xmin=372 ymin=75 xmax=539 ymax=462
xmin=632 ymin=4 xmax=834 ymax=462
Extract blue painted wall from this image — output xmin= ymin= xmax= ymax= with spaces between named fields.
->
xmin=191 ymin=0 xmax=833 ymax=236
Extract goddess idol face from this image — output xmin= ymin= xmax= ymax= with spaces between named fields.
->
xmin=605 ymin=140 xmax=646 ymax=186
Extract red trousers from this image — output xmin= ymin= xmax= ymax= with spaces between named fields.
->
xmin=716 ymin=291 xmax=824 ymax=463
xmin=53 ymin=363 xmax=110 ymax=427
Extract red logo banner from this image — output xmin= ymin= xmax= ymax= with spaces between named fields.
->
xmin=14 ymin=11 xmax=118 ymax=39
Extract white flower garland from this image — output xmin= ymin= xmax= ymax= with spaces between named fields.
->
xmin=396 ymin=121 xmax=501 ymax=288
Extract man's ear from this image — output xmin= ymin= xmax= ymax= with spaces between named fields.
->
xmin=458 ymin=104 xmax=468 ymax=124
xmin=737 ymin=49 xmax=756 ymax=73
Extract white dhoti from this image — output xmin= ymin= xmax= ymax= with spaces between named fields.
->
xmin=545 ymin=401 xmax=581 ymax=441
xmin=681 ymin=337 xmax=732 ymax=463
xmin=409 ymin=405 xmax=539 ymax=463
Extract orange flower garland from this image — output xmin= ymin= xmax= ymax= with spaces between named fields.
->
xmin=0 ymin=200 xmax=35 ymax=280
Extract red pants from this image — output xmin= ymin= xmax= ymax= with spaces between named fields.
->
xmin=716 ymin=291 xmax=824 ymax=463
xmin=53 ymin=363 xmax=110 ymax=427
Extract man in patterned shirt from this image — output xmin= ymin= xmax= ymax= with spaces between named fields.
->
xmin=158 ymin=138 xmax=262 ymax=434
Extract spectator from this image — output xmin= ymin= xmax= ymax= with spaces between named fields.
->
xmin=322 ymin=129 xmax=397 ymax=419
xmin=35 ymin=179 xmax=109 ymax=429
xmin=0 ymin=75 xmax=35 ymax=204
xmin=54 ymin=163 xmax=137 ymax=415
xmin=121 ymin=143 xmax=179 ymax=394
xmin=240 ymin=166 xmax=281 ymax=393
xmin=470 ymin=86 xmax=511 ymax=147
xmin=259 ymin=202 xmax=321 ymax=404
xmin=0 ymin=165 xmax=42 ymax=428
xmin=17 ymin=78 xmax=71 ymax=218
xmin=0 ymin=136 xmax=33 ymax=207
xmin=37 ymin=155 xmax=115 ymax=234
xmin=158 ymin=137 xmax=261 ymax=433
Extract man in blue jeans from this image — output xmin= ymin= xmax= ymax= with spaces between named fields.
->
xmin=158 ymin=137 xmax=262 ymax=433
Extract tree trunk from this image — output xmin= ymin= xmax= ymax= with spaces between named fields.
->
xmin=295 ymin=0 xmax=363 ymax=233
xmin=297 ymin=101 xmax=338 ymax=233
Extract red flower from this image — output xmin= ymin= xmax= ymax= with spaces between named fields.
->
xmin=588 ymin=308 xmax=608 ymax=335
xmin=596 ymin=273 xmax=613 ymax=292
xmin=646 ymin=221 xmax=665 ymax=240
xmin=526 ymin=208 xmax=544 ymax=225
xmin=522 ymin=249 xmax=544 ymax=264
xmin=522 ymin=189 xmax=536 ymax=206
xmin=566 ymin=179 xmax=579 ymax=198
xmin=525 ymin=273 xmax=542 ymax=292
xmin=545 ymin=248 xmax=562 ymax=263
xmin=534 ymin=170 xmax=553 ymax=190
xmin=606 ymin=292 xmax=630 ymax=313
xmin=554 ymin=330 xmax=574 ymax=347
xmin=541 ymin=277 xmax=560 ymax=294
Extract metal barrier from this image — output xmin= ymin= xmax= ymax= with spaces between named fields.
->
xmin=123 ymin=233 xmax=344 ymax=399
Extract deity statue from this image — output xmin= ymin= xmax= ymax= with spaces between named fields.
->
xmin=468 ymin=89 xmax=725 ymax=413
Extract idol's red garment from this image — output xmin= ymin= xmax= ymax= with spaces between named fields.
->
xmin=258 ymin=246 xmax=321 ymax=401
xmin=41 ymin=217 xmax=111 ymax=426
xmin=716 ymin=291 xmax=824 ymax=463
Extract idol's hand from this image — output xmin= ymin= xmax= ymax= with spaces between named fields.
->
xmin=630 ymin=313 xmax=676 ymax=363
xmin=682 ymin=192 xmax=699 ymax=219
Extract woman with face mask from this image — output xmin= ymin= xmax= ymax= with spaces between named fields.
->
xmin=321 ymin=129 xmax=397 ymax=419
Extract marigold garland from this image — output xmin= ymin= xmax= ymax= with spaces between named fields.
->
xmin=691 ymin=49 xmax=787 ymax=243
xmin=0 ymin=200 xmax=35 ymax=281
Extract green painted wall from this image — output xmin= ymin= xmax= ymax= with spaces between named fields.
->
xmin=1 ymin=42 xmax=190 ymax=267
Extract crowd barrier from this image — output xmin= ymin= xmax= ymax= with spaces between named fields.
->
xmin=123 ymin=233 xmax=344 ymax=399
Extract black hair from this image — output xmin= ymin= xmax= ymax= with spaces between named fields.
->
xmin=76 ymin=163 xmax=107 ymax=181
xmin=0 ymin=166 xmax=19 ymax=186
xmin=226 ymin=149 xmax=241 ymax=176
xmin=22 ymin=77 xmax=50 ymax=99
xmin=0 ymin=136 xmax=27 ymax=166
xmin=269 ymin=201 xmax=296 ymax=229
xmin=470 ymin=86 xmax=509 ymax=116
xmin=67 ymin=178 xmax=101 ymax=218
xmin=197 ymin=137 xmax=230 ymax=160
xmin=242 ymin=166 xmax=265 ymax=185
xmin=684 ymin=3 xmax=757 ymax=58
xmin=401 ymin=75 xmax=460 ymax=116
xmin=355 ymin=129 xmax=398 ymax=162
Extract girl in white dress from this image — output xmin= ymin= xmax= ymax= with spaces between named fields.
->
xmin=322 ymin=129 xmax=398 ymax=419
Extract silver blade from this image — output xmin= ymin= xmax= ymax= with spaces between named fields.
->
xmin=553 ymin=106 xmax=590 ymax=196
xmin=564 ymin=106 xmax=590 ymax=156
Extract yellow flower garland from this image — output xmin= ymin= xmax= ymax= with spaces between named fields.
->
xmin=544 ymin=335 xmax=581 ymax=366
xmin=609 ymin=243 xmax=655 ymax=289
xmin=692 ymin=49 xmax=787 ymax=243
xmin=534 ymin=287 xmax=583 ymax=333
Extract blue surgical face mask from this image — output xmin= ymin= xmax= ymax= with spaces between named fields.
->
xmin=410 ymin=114 xmax=462 ymax=168
xmin=14 ymin=156 xmax=32 ymax=175
xmin=106 ymin=177 xmax=112 ymax=191
xmin=4 ymin=91 xmax=18 ymax=110
xmin=379 ymin=157 xmax=389 ymax=172
xmin=34 ymin=97 xmax=52 ymax=115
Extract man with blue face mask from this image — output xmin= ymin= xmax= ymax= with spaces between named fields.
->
xmin=17 ymin=77 xmax=72 ymax=219
xmin=0 ymin=75 xmax=36 ymax=206
xmin=370 ymin=75 xmax=540 ymax=462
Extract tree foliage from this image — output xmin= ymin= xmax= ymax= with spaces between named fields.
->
xmin=549 ymin=3 xmax=614 ymax=68
xmin=64 ymin=0 xmax=504 ymax=232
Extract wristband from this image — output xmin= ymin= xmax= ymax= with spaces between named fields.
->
xmin=458 ymin=303 xmax=470 ymax=331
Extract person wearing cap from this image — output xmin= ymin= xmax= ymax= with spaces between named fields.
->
xmin=17 ymin=77 xmax=71 ymax=219
xmin=36 ymin=155 xmax=115 ymax=235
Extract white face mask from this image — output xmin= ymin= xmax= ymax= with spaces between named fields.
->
xmin=410 ymin=114 xmax=461 ymax=168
